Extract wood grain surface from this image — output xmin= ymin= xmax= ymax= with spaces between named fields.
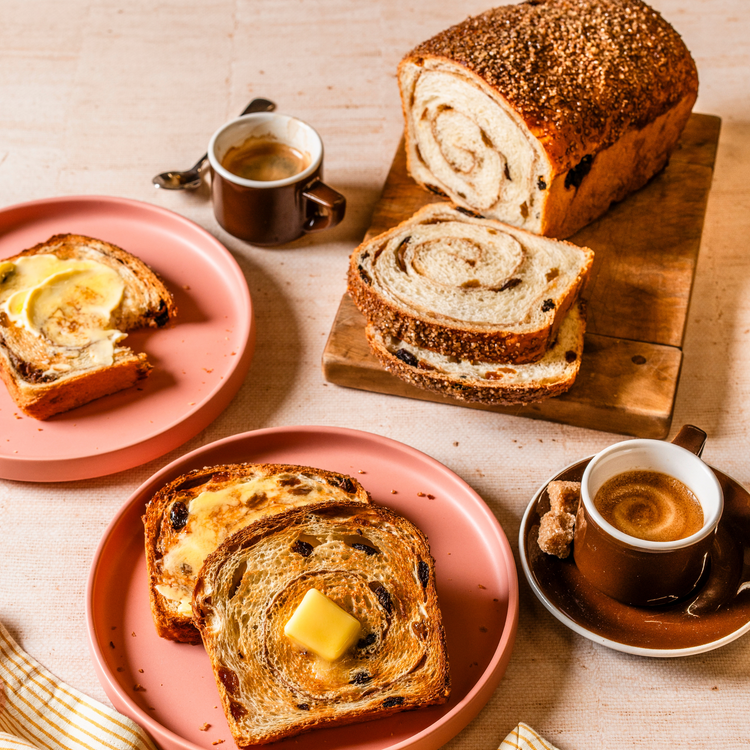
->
xmin=323 ymin=113 xmax=721 ymax=438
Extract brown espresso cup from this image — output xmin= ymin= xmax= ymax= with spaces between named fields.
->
xmin=208 ymin=113 xmax=346 ymax=245
xmin=573 ymin=427 xmax=723 ymax=607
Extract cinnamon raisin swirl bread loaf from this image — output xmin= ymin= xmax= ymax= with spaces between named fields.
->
xmin=348 ymin=203 xmax=593 ymax=364
xmin=144 ymin=463 xmax=370 ymax=643
xmin=366 ymin=301 xmax=585 ymax=406
xmin=192 ymin=502 xmax=450 ymax=745
xmin=398 ymin=0 xmax=699 ymax=238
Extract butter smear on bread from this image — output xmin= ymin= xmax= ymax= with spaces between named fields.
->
xmin=0 ymin=255 xmax=126 ymax=372
xmin=284 ymin=588 xmax=361 ymax=662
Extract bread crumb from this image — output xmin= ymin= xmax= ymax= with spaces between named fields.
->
xmin=391 ymin=490 xmax=397 ymax=494
xmin=133 ymin=684 xmax=146 ymax=692
xmin=199 ymin=724 xmax=211 ymax=732
xmin=138 ymin=669 xmax=144 ymax=673
xmin=212 ymin=740 xmax=225 ymax=745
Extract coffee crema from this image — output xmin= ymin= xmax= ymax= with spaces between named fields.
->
xmin=221 ymin=137 xmax=311 ymax=182
xmin=593 ymin=470 xmax=704 ymax=542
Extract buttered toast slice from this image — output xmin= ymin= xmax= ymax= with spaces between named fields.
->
xmin=192 ymin=502 xmax=450 ymax=746
xmin=0 ymin=233 xmax=176 ymax=419
xmin=144 ymin=463 xmax=371 ymax=643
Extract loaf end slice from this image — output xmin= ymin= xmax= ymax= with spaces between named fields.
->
xmin=366 ymin=301 xmax=586 ymax=406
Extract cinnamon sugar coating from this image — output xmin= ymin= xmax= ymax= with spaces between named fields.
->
xmin=407 ymin=0 xmax=699 ymax=169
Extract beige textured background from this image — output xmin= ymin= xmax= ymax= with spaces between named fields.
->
xmin=1 ymin=0 xmax=749 ymax=747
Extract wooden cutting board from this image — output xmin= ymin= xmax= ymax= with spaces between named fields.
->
xmin=322 ymin=114 xmax=721 ymax=438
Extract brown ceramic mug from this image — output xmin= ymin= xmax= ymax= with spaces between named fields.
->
xmin=208 ymin=113 xmax=346 ymax=245
xmin=573 ymin=426 xmax=723 ymax=607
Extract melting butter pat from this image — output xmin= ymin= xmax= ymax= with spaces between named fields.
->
xmin=284 ymin=589 xmax=361 ymax=662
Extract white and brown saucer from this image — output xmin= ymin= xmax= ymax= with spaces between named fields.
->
xmin=519 ymin=457 xmax=750 ymax=657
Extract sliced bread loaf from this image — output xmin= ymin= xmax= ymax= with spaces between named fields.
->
xmin=144 ymin=463 xmax=371 ymax=643
xmin=0 ymin=233 xmax=176 ymax=418
xmin=192 ymin=501 xmax=450 ymax=745
xmin=348 ymin=203 xmax=593 ymax=364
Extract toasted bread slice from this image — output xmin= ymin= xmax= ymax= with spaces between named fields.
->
xmin=348 ymin=203 xmax=593 ymax=364
xmin=144 ymin=464 xmax=372 ymax=643
xmin=192 ymin=502 xmax=450 ymax=746
xmin=0 ymin=233 xmax=176 ymax=419
xmin=366 ymin=300 xmax=586 ymax=406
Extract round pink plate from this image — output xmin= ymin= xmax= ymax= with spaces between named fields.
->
xmin=86 ymin=425 xmax=518 ymax=750
xmin=0 ymin=196 xmax=253 ymax=482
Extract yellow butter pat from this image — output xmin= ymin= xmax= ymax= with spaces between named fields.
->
xmin=284 ymin=588 xmax=361 ymax=662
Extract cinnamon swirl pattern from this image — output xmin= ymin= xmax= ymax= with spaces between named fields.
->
xmin=348 ymin=203 xmax=593 ymax=364
xmin=193 ymin=502 xmax=450 ymax=746
xmin=398 ymin=0 xmax=699 ymax=238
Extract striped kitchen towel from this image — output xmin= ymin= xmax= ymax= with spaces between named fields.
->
xmin=500 ymin=723 xmax=562 ymax=750
xmin=0 ymin=621 xmax=155 ymax=750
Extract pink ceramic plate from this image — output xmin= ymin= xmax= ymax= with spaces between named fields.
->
xmin=86 ymin=426 xmax=518 ymax=750
xmin=0 ymin=196 xmax=253 ymax=482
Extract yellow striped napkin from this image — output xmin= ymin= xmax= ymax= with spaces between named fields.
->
xmin=500 ymin=723 xmax=562 ymax=750
xmin=0 ymin=621 xmax=155 ymax=750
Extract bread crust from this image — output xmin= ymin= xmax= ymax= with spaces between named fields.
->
xmin=193 ymin=501 xmax=450 ymax=746
xmin=0 ymin=233 xmax=176 ymax=419
xmin=144 ymin=463 xmax=372 ymax=643
xmin=398 ymin=0 xmax=699 ymax=237
xmin=347 ymin=203 xmax=593 ymax=364
xmin=365 ymin=301 xmax=585 ymax=406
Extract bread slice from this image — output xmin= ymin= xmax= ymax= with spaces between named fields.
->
xmin=366 ymin=301 xmax=585 ymax=406
xmin=192 ymin=501 xmax=450 ymax=746
xmin=348 ymin=203 xmax=593 ymax=364
xmin=0 ymin=233 xmax=176 ymax=419
xmin=398 ymin=0 xmax=698 ymax=238
xmin=144 ymin=464 xmax=372 ymax=643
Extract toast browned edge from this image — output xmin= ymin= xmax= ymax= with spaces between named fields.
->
xmin=347 ymin=204 xmax=593 ymax=364
xmin=192 ymin=501 xmax=450 ymax=746
xmin=143 ymin=464 xmax=373 ymax=644
xmin=365 ymin=300 xmax=586 ymax=406
xmin=0 ymin=233 xmax=177 ymax=419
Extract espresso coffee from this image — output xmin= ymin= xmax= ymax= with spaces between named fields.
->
xmin=594 ymin=470 xmax=704 ymax=542
xmin=221 ymin=137 xmax=311 ymax=182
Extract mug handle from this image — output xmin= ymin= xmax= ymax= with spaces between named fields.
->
xmin=671 ymin=424 xmax=707 ymax=456
xmin=302 ymin=179 xmax=346 ymax=233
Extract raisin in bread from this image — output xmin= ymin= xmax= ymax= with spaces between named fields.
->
xmin=192 ymin=501 xmax=450 ymax=746
xmin=348 ymin=203 xmax=593 ymax=364
xmin=366 ymin=300 xmax=585 ymax=405
xmin=398 ymin=0 xmax=698 ymax=238
xmin=144 ymin=463 xmax=371 ymax=643
xmin=0 ymin=233 xmax=176 ymax=419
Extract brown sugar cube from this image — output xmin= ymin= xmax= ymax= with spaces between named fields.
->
xmin=537 ymin=511 xmax=576 ymax=559
xmin=547 ymin=481 xmax=581 ymax=515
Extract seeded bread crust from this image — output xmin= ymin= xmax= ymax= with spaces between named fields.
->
xmin=347 ymin=203 xmax=593 ymax=364
xmin=365 ymin=301 xmax=585 ymax=406
xmin=0 ymin=233 xmax=176 ymax=419
xmin=398 ymin=0 xmax=699 ymax=237
xmin=144 ymin=463 xmax=372 ymax=643
xmin=192 ymin=501 xmax=450 ymax=746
